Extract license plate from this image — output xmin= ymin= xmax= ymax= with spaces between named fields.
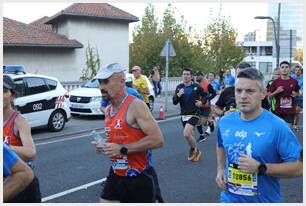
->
xmin=71 ymin=103 xmax=84 ymax=109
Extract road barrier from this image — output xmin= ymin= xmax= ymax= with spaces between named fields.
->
xmin=61 ymin=77 xmax=182 ymax=93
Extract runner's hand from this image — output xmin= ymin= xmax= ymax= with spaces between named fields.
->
xmin=216 ymin=170 xmax=227 ymax=190
xmin=238 ymin=153 xmax=260 ymax=173
xmin=102 ymin=143 xmax=121 ymax=158
xmin=177 ymin=88 xmax=184 ymax=97
xmin=195 ymin=100 xmax=202 ymax=107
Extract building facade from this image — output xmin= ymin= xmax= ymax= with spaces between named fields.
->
xmin=3 ymin=3 xmax=138 ymax=81
xmin=267 ymin=3 xmax=303 ymax=47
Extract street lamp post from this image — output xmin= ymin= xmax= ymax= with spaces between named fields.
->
xmin=255 ymin=16 xmax=280 ymax=66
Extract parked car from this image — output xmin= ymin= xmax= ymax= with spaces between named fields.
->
xmin=4 ymin=66 xmax=71 ymax=132
xmin=68 ymin=73 xmax=155 ymax=116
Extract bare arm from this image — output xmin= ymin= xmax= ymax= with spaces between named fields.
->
xmin=101 ymin=99 xmax=164 ymax=157
xmin=126 ymin=100 xmax=164 ymax=152
xmin=239 ymin=154 xmax=303 ymax=178
xmin=216 ymin=145 xmax=227 ymax=190
xmin=10 ymin=115 xmax=36 ymax=161
xmin=4 ymin=159 xmax=34 ymax=201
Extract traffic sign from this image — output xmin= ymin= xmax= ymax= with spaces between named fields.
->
xmin=160 ymin=39 xmax=176 ymax=57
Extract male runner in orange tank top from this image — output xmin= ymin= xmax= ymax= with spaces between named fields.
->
xmin=92 ymin=63 xmax=164 ymax=203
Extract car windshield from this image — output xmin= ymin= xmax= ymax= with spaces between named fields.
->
xmin=82 ymin=79 xmax=99 ymax=88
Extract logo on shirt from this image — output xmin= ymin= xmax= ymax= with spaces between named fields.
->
xmin=114 ymin=120 xmax=122 ymax=129
xmin=235 ymin=130 xmax=247 ymax=139
xmin=254 ymin=132 xmax=265 ymax=137
xmin=223 ymin=129 xmax=230 ymax=137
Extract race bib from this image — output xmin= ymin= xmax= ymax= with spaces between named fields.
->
xmin=280 ymin=97 xmax=292 ymax=108
xmin=227 ymin=162 xmax=258 ymax=196
xmin=181 ymin=115 xmax=193 ymax=122
xmin=112 ymin=159 xmax=130 ymax=170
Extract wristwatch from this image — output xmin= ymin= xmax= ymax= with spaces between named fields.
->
xmin=120 ymin=144 xmax=128 ymax=156
xmin=258 ymin=163 xmax=267 ymax=175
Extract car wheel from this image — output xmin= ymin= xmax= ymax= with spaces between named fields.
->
xmin=149 ymin=96 xmax=154 ymax=112
xmin=48 ymin=110 xmax=66 ymax=132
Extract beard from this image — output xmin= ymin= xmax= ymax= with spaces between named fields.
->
xmin=100 ymin=89 xmax=110 ymax=101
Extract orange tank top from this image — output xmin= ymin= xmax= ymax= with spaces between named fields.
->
xmin=3 ymin=112 xmax=22 ymax=146
xmin=104 ymin=95 xmax=151 ymax=176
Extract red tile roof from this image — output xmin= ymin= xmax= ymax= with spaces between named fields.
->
xmin=29 ymin=16 xmax=53 ymax=31
xmin=3 ymin=17 xmax=83 ymax=48
xmin=45 ymin=3 xmax=139 ymax=24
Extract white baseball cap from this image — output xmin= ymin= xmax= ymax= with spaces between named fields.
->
xmin=95 ymin=63 xmax=126 ymax=80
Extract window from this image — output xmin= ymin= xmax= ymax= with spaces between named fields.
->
xmin=13 ymin=78 xmax=26 ymax=98
xmin=25 ymin=77 xmax=49 ymax=95
xmin=259 ymin=62 xmax=273 ymax=74
xmin=45 ymin=78 xmax=58 ymax=90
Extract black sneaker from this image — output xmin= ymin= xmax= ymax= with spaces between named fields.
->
xmin=209 ymin=121 xmax=215 ymax=133
xmin=197 ymin=134 xmax=207 ymax=142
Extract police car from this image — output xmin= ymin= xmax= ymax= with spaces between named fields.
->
xmin=68 ymin=73 xmax=155 ymax=116
xmin=4 ymin=65 xmax=71 ymax=132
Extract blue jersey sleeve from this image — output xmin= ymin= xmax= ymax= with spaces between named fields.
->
xmin=3 ymin=145 xmax=19 ymax=177
xmin=101 ymin=100 xmax=109 ymax=107
xmin=126 ymin=87 xmax=144 ymax=101
xmin=275 ymin=123 xmax=302 ymax=162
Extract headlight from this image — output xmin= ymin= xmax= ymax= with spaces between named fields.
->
xmin=91 ymin=96 xmax=102 ymax=102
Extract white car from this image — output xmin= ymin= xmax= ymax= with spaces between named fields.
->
xmin=4 ymin=66 xmax=71 ymax=132
xmin=68 ymin=73 xmax=155 ymax=116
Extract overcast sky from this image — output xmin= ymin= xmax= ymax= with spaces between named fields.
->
xmin=3 ymin=2 xmax=269 ymax=41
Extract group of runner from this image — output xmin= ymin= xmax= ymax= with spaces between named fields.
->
xmin=3 ymin=61 xmax=303 ymax=203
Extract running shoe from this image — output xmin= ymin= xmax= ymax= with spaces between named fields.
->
xmin=192 ymin=149 xmax=202 ymax=162
xmin=209 ymin=120 xmax=215 ymax=133
xmin=188 ymin=148 xmax=196 ymax=161
xmin=197 ymin=134 xmax=207 ymax=142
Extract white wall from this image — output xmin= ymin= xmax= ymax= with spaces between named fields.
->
xmin=3 ymin=47 xmax=79 ymax=81
xmin=58 ymin=18 xmax=130 ymax=79
xmin=4 ymin=18 xmax=131 ymax=82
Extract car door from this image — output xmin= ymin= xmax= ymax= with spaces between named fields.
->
xmin=14 ymin=77 xmax=56 ymax=127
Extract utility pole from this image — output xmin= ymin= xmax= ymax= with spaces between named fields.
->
xmin=277 ymin=3 xmax=281 ymax=66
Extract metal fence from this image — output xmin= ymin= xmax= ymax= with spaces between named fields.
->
xmin=61 ymin=77 xmax=183 ymax=94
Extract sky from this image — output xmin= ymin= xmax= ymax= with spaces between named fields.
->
xmin=3 ymin=2 xmax=269 ymax=41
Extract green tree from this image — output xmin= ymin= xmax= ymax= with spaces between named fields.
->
xmin=203 ymin=11 xmax=245 ymax=73
xmin=80 ymin=43 xmax=101 ymax=81
xmin=129 ymin=4 xmax=161 ymax=75
xmin=294 ymin=47 xmax=303 ymax=65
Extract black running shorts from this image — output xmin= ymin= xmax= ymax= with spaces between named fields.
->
xmin=181 ymin=115 xmax=200 ymax=128
xmin=101 ymin=167 xmax=163 ymax=203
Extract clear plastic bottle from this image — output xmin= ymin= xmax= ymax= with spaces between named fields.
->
xmin=91 ymin=130 xmax=106 ymax=146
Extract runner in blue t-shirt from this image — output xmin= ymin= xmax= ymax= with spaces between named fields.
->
xmin=216 ymin=68 xmax=302 ymax=203
xmin=292 ymin=65 xmax=303 ymax=129
xmin=3 ymin=145 xmax=34 ymax=202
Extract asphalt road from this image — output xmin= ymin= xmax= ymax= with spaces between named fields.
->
xmin=32 ymin=116 xmax=303 ymax=203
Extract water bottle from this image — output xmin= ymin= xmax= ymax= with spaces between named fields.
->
xmin=91 ymin=130 xmax=106 ymax=146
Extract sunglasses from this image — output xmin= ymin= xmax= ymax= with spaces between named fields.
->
xmin=3 ymin=87 xmax=9 ymax=93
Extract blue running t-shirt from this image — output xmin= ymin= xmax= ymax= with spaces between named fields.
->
xmin=217 ymin=110 xmax=301 ymax=203
xmin=3 ymin=144 xmax=19 ymax=177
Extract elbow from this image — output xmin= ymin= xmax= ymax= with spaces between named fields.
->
xmin=28 ymin=148 xmax=36 ymax=160
xmin=156 ymin=135 xmax=164 ymax=148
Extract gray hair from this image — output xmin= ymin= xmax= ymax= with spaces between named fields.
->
xmin=236 ymin=67 xmax=265 ymax=90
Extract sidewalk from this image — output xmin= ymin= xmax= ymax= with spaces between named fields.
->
xmin=152 ymin=95 xmax=180 ymax=120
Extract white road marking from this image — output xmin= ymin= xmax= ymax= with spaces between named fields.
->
xmin=39 ymin=115 xmax=180 ymax=202
xmin=42 ymin=178 xmax=106 ymax=202
xmin=36 ymin=116 xmax=180 ymax=146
